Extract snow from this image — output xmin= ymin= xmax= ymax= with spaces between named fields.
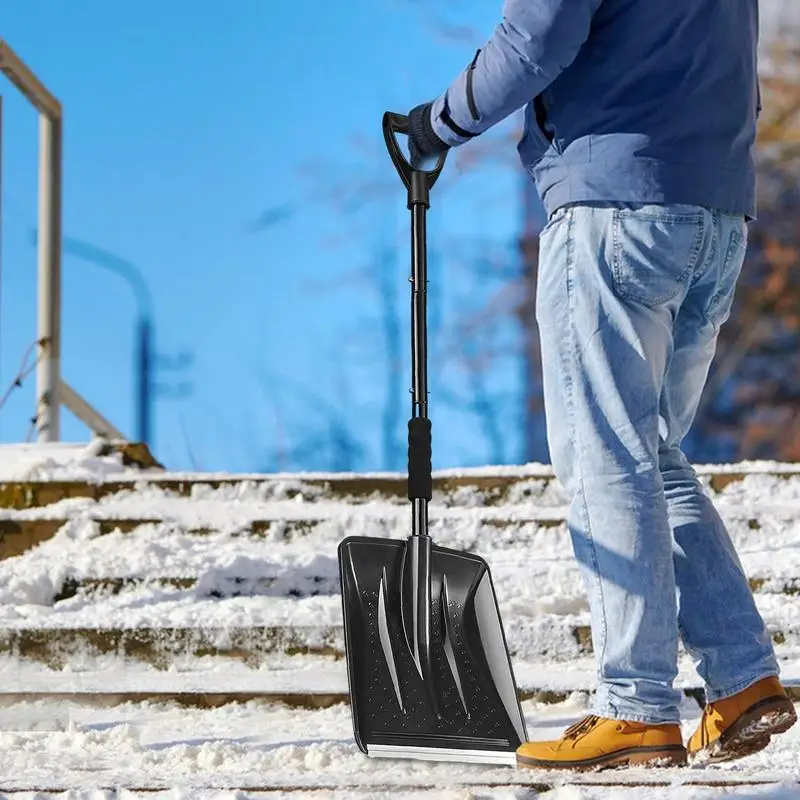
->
xmin=2 ymin=653 xmax=800 ymax=700
xmin=0 ymin=441 xmax=157 ymax=482
xmin=0 ymin=693 xmax=797 ymax=796
xmin=3 ymin=440 xmax=800 ymax=485
xmin=0 ymin=474 xmax=798 ymax=656
xmin=1 ymin=447 xmax=800 ymax=794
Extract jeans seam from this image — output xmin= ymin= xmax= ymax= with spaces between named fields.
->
xmin=704 ymin=226 xmax=747 ymax=328
xmin=565 ymin=208 xmax=609 ymax=677
xmin=705 ymin=671 xmax=780 ymax=703
xmin=592 ymin=705 xmax=681 ymax=725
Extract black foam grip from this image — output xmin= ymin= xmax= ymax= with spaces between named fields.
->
xmin=408 ymin=418 xmax=432 ymax=501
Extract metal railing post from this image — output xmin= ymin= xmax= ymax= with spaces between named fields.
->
xmin=0 ymin=39 xmax=62 ymax=442
xmin=37 ymin=112 xmax=61 ymax=441
xmin=0 ymin=94 xmax=4 ymax=414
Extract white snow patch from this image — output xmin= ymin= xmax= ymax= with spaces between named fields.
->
xmin=0 ymin=695 xmax=796 ymax=795
xmin=0 ymin=441 xmax=154 ymax=481
xmin=0 ymin=456 xmax=799 ymax=794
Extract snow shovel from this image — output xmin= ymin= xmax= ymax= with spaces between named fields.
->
xmin=337 ymin=111 xmax=528 ymax=766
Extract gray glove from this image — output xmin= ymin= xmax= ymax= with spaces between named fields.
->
xmin=407 ymin=103 xmax=449 ymax=170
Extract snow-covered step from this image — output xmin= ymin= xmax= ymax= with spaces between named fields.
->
xmin=0 ymin=616 xmax=589 ymax=668
xmin=0 ymin=511 xmax=571 ymax=562
xmin=5 ymin=476 xmax=800 ymax=522
xmin=3 ymin=506 xmax=800 ymax=572
xmin=3 ymin=461 xmax=800 ymax=512
xmin=0 ymin=441 xmax=161 ymax=482
xmin=2 ymin=533 xmax=799 ymax=666
xmin=0 ymin=693 xmax=797 ymax=794
xmin=4 ymin=651 xmax=800 ymax=707
xmin=42 ymin=564 xmax=800 ymax=608
xmin=0 ymin=471 xmax=564 ymax=512
xmin=0 ymin=653 xmax=701 ymax=706
xmin=0 ymin=614 xmax=797 ymax=672
xmin=2 ymin=522 xmax=798 ymax=612
xmin=0 ymin=654 xmax=586 ymax=701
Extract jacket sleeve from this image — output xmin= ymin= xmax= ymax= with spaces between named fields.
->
xmin=430 ymin=0 xmax=604 ymax=147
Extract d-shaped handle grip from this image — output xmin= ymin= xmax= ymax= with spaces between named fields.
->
xmin=382 ymin=112 xmax=446 ymax=207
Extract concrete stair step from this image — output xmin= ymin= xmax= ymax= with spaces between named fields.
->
xmin=6 ymin=686 xmax=800 ymax=711
xmin=0 ymin=620 xmax=587 ymax=668
xmin=4 ymin=653 xmax=800 ymax=709
xmin=0 ymin=473 xmax=558 ymax=510
xmin=53 ymin=572 xmax=340 ymax=602
xmin=0 ymin=616 xmax=796 ymax=669
xmin=2 ymin=652 xmax=593 ymax=702
xmin=1 ymin=505 xmax=797 ymax=561
xmin=49 ymin=572 xmax=800 ymax=603
xmin=0 ymin=517 xmax=326 ymax=560
xmin=2 ymin=464 xmax=799 ymax=510
xmin=0 ymin=514 xmax=571 ymax=560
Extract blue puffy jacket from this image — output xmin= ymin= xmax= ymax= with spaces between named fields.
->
xmin=430 ymin=0 xmax=761 ymax=219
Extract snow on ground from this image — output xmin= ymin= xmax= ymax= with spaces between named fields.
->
xmin=1 ymin=652 xmax=799 ymax=697
xmin=0 ymin=693 xmax=797 ymax=796
xmin=0 ymin=441 xmax=157 ymax=481
xmin=0 ymin=473 xmax=797 ymax=651
xmin=2 ymin=449 xmax=800 ymax=795
xmin=1 ymin=790 xmax=798 ymax=800
xmin=3 ymin=441 xmax=800 ymax=485
xmin=0 ymin=471 xmax=797 ymax=678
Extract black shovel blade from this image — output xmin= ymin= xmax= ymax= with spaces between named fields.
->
xmin=338 ymin=535 xmax=527 ymax=765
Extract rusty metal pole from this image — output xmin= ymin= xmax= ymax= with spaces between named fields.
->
xmin=0 ymin=40 xmax=62 ymax=441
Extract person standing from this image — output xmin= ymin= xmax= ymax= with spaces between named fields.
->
xmin=405 ymin=0 xmax=796 ymax=769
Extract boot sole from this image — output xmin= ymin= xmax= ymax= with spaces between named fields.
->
xmin=517 ymin=744 xmax=687 ymax=772
xmin=690 ymin=695 xmax=797 ymax=765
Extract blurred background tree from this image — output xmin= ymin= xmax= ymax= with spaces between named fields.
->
xmin=686 ymin=10 xmax=800 ymax=462
xmin=402 ymin=0 xmax=800 ymax=466
xmin=251 ymin=0 xmax=800 ymax=471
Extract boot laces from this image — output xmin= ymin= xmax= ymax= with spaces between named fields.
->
xmin=699 ymin=703 xmax=715 ymax=747
xmin=564 ymin=715 xmax=600 ymax=740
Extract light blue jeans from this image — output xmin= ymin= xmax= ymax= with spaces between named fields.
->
xmin=536 ymin=202 xmax=779 ymax=724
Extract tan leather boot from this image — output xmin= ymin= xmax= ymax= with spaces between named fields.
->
xmin=516 ymin=715 xmax=686 ymax=771
xmin=688 ymin=676 xmax=796 ymax=763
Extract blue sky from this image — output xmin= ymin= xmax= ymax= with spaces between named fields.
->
xmin=0 ymin=0 xmax=540 ymax=472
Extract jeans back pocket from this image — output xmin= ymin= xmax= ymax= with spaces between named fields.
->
xmin=611 ymin=206 xmax=705 ymax=308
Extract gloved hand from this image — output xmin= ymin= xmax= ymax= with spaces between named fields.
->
xmin=407 ymin=102 xmax=450 ymax=170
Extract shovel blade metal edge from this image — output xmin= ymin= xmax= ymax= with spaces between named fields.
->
xmin=338 ymin=535 xmax=528 ymax=765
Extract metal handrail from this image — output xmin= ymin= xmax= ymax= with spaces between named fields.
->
xmin=0 ymin=39 xmax=127 ymax=442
